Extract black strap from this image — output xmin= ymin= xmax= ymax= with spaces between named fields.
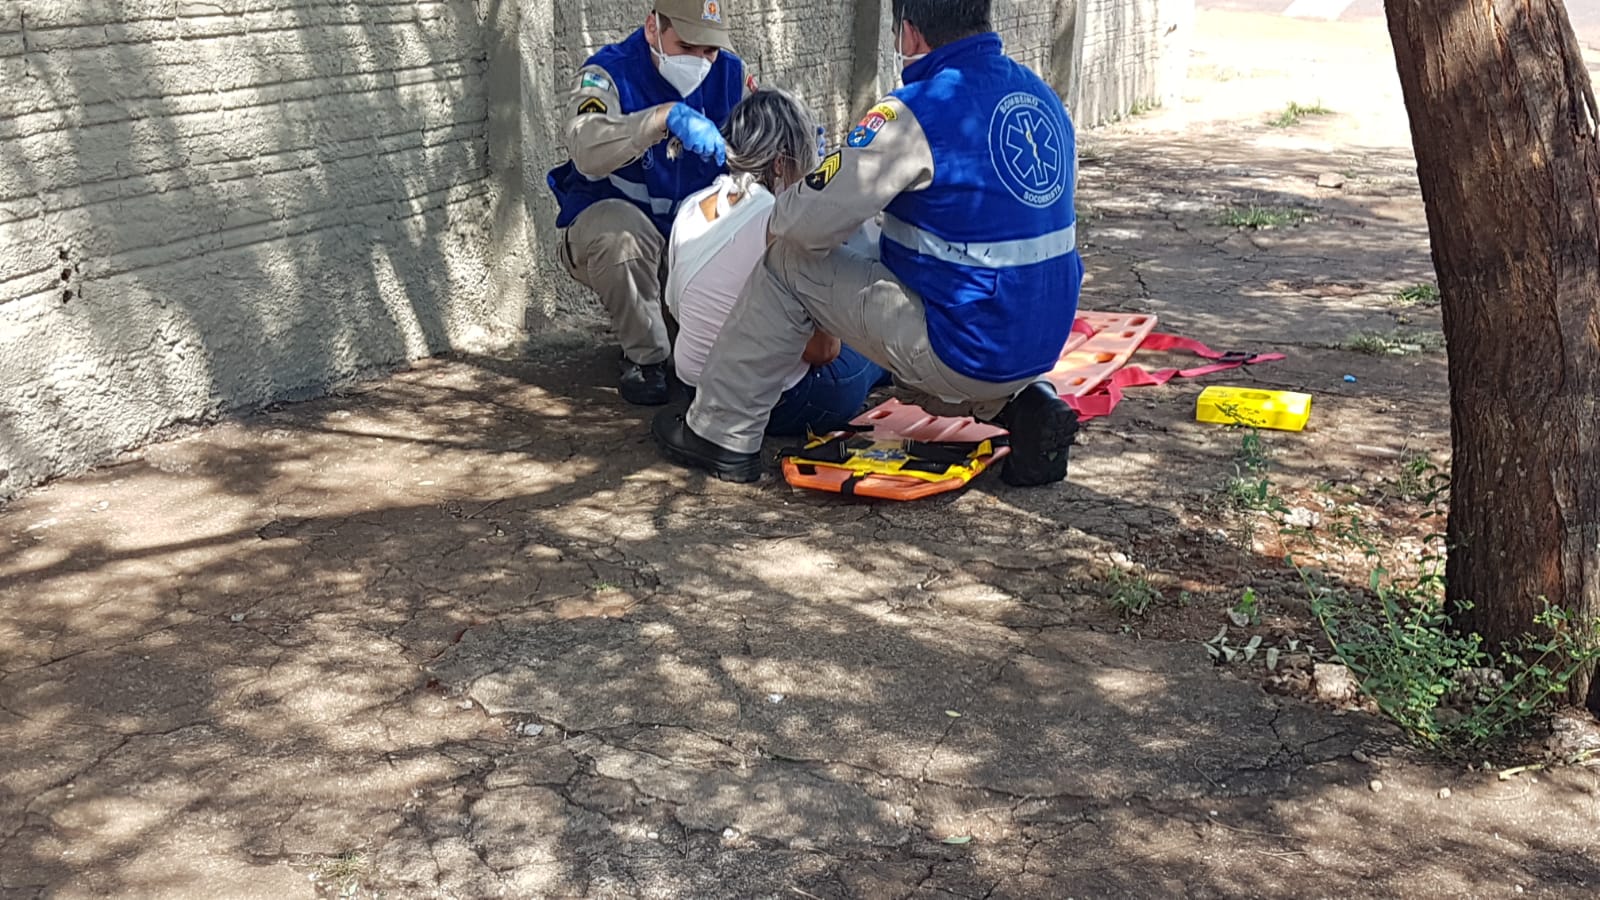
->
xmin=783 ymin=434 xmax=1005 ymax=470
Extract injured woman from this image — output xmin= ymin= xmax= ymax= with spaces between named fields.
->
xmin=665 ymin=88 xmax=890 ymax=436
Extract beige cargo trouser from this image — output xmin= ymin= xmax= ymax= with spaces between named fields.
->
xmin=558 ymin=199 xmax=671 ymax=366
xmin=687 ymin=239 xmax=1038 ymax=455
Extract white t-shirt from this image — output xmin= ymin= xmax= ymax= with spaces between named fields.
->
xmin=666 ymin=176 xmax=811 ymax=391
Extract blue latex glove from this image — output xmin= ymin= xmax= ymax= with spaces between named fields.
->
xmin=666 ymin=103 xmax=726 ymax=165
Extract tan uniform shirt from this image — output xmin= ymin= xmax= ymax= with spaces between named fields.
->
xmin=564 ymin=64 xmax=668 ymax=179
xmin=562 ymin=61 xmax=756 ymax=180
xmin=769 ymin=97 xmax=937 ymax=253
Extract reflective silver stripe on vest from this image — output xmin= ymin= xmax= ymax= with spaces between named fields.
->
xmin=881 ymin=214 xmax=1077 ymax=269
xmin=608 ymin=175 xmax=675 ymax=215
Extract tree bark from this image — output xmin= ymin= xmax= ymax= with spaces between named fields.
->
xmin=1385 ymin=0 xmax=1600 ymax=711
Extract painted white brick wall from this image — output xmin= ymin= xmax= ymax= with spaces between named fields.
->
xmin=1069 ymin=0 xmax=1193 ymax=126
xmin=1 ymin=0 xmax=1188 ymax=498
xmin=0 ymin=0 xmax=513 ymax=498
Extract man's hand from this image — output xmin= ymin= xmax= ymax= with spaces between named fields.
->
xmin=802 ymin=330 xmax=842 ymax=366
xmin=665 ymin=103 xmax=727 ymax=165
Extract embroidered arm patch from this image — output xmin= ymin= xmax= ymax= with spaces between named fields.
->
xmin=804 ymin=152 xmax=842 ymax=191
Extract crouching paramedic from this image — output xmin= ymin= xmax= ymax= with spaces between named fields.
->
xmin=546 ymin=1 xmax=751 ymax=406
xmin=653 ymin=0 xmax=1084 ymax=486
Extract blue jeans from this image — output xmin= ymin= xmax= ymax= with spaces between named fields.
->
xmin=764 ymin=345 xmax=892 ymax=436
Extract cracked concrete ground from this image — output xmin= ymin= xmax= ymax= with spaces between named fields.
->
xmin=5 ymin=11 xmax=1600 ymax=900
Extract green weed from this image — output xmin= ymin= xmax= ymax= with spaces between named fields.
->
xmin=314 ymin=851 xmax=370 ymax=899
xmin=1219 ymin=427 xmax=1283 ymax=513
xmin=1231 ymin=586 xmax=1262 ymax=626
xmin=1344 ymin=329 xmax=1444 ymax=356
xmin=1216 ymin=206 xmax=1311 ymax=229
xmin=1268 ymin=100 xmax=1333 ymax=128
xmin=1305 ymin=555 xmax=1600 ymax=751
xmin=1107 ymin=568 xmax=1162 ymax=619
xmin=1389 ymin=451 xmax=1450 ymax=505
xmin=1393 ymin=283 xmax=1441 ymax=307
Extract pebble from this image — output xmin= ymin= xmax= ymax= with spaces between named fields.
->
xmin=1437 ymin=787 xmax=1451 ymax=800
xmin=647 ymin=831 xmax=660 ymax=840
xmin=722 ymin=828 xmax=738 ymax=840
xmin=229 ymin=613 xmax=245 ymax=623
xmin=457 ymin=700 xmax=474 ymax=710
xmin=767 ymin=693 xmax=784 ymax=704
xmin=1352 ymin=749 xmax=1371 ymax=764
xmin=520 ymin=723 xmax=545 ymax=737
xmin=1369 ymin=779 xmax=1384 ymax=793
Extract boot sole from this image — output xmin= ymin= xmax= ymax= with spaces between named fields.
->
xmin=619 ymin=384 xmax=671 ymax=406
xmin=1001 ymin=395 xmax=1079 ymax=487
xmin=656 ymin=441 xmax=765 ymax=483
xmin=650 ymin=416 xmax=765 ymax=483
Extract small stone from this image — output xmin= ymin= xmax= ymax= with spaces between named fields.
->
xmin=520 ymin=723 xmax=545 ymax=737
xmin=722 ymin=827 xmax=738 ymax=840
xmin=1283 ymin=507 xmax=1321 ymax=529
xmin=767 ymin=693 xmax=784 ymax=704
xmin=1314 ymin=663 xmax=1361 ymax=705
xmin=1369 ymin=779 xmax=1384 ymax=793
xmin=1317 ymin=172 xmax=1346 ymax=189
xmin=1352 ymin=749 xmax=1371 ymax=764
xmin=1515 ymin=886 xmax=1524 ymax=894
xmin=647 ymin=831 xmax=660 ymax=841
xmin=1437 ymin=787 xmax=1452 ymax=799
xmin=229 ymin=613 xmax=245 ymax=623
xmin=457 ymin=700 xmax=474 ymax=710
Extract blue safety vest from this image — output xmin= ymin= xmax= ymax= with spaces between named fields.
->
xmin=881 ymin=34 xmax=1083 ymax=384
xmin=547 ymin=29 xmax=744 ymax=237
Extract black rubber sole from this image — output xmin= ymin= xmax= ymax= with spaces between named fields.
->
xmin=999 ymin=385 xmax=1080 ymax=487
xmin=651 ymin=413 xmax=765 ymax=483
xmin=619 ymin=380 xmax=670 ymax=406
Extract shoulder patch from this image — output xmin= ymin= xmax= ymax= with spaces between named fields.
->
xmin=580 ymin=70 xmax=612 ymax=93
xmin=577 ymin=97 xmax=608 ymax=116
xmin=847 ymin=105 xmax=895 ymax=148
xmin=804 ymin=152 xmax=842 ymax=191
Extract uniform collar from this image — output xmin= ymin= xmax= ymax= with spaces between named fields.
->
xmin=902 ymin=32 xmax=1003 ymax=85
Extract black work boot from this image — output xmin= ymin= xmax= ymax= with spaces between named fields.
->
xmin=652 ymin=410 xmax=765 ymax=483
xmin=619 ymin=359 xmax=670 ymax=406
xmin=994 ymin=382 xmax=1079 ymax=487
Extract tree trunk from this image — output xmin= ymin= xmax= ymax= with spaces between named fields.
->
xmin=1385 ymin=0 xmax=1600 ymax=711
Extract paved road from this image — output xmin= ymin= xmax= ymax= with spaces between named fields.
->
xmin=1199 ymin=0 xmax=1600 ymax=51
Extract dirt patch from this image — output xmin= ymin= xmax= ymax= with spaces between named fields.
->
xmin=4 ymin=10 xmax=1598 ymax=899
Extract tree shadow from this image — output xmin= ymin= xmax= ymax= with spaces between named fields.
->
xmin=2 ymin=345 xmax=1594 ymax=897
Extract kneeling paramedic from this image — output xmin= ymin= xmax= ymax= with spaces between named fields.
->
xmin=547 ymin=0 xmax=752 ymax=406
xmin=653 ymin=0 xmax=1084 ymax=486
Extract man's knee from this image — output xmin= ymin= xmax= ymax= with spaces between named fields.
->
xmin=574 ymin=201 xmax=663 ymax=269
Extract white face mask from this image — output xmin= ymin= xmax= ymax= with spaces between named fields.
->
xmin=652 ymin=16 xmax=714 ymax=98
xmin=892 ymin=23 xmax=927 ymax=75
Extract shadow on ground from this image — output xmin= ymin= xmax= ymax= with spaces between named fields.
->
xmin=3 ymin=341 xmax=1596 ymax=899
